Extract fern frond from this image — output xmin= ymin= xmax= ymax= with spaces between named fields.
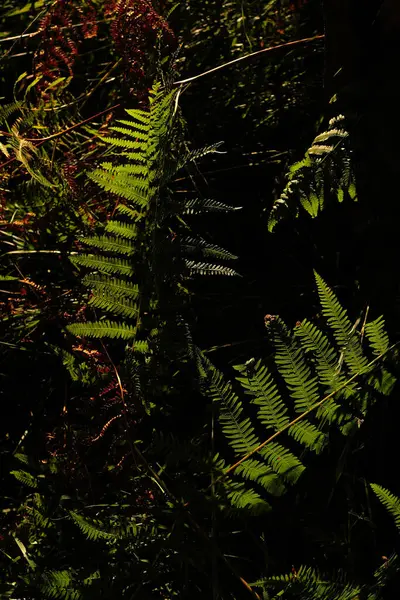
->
xmin=116 ymin=118 xmax=149 ymax=131
xmin=98 ymin=136 xmax=146 ymax=150
xmin=88 ymin=293 xmax=139 ymax=319
xmin=371 ymin=553 xmax=399 ymax=597
xmin=124 ymin=107 xmax=151 ymax=124
xmin=258 ymin=565 xmax=360 ymax=600
xmin=178 ymin=141 xmax=225 ymax=171
xmin=259 ymin=442 xmax=305 ymax=484
xmin=71 ymin=254 xmax=134 ymax=276
xmin=0 ymin=101 xmax=22 ymax=125
xmin=294 ymin=318 xmax=347 ymax=421
xmin=100 ymin=161 xmax=148 ymax=179
xmin=67 ymin=321 xmax=142 ymax=342
xmin=185 ymin=260 xmax=239 ymax=277
xmin=181 ymin=198 xmax=241 ymax=215
xmin=41 ymin=570 xmax=82 ymax=600
xmin=364 ymin=316 xmax=390 ymax=356
xmin=88 ymin=170 xmax=149 ymax=206
xmin=70 ymin=511 xmax=116 ymax=541
xmin=370 ymin=484 xmax=400 ymax=529
xmin=182 ymin=236 xmax=237 ymax=261
xmin=269 ymin=318 xmax=326 ymax=452
xmin=115 ymin=204 xmax=145 ymax=221
xmin=78 ymin=235 xmax=135 ymax=256
xmin=272 ymin=318 xmax=320 ymax=410
xmin=294 ymin=319 xmax=343 ymax=390
xmin=11 ymin=469 xmax=38 ymax=488
xmin=103 ymin=220 xmax=138 ymax=239
xmin=224 ymin=479 xmax=271 ymax=515
xmin=314 ymin=271 xmax=368 ymax=374
xmin=235 ymin=360 xmax=290 ymax=431
xmin=83 ymin=274 xmax=140 ymax=299
xmin=0 ymin=275 xmax=19 ymax=281
xmin=267 ymin=114 xmax=356 ymax=231
xmin=203 ymin=356 xmax=259 ymax=455
xmin=234 ymin=459 xmax=286 ymax=496
xmin=110 ymin=126 xmax=149 ymax=141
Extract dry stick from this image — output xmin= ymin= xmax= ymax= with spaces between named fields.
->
xmin=221 ymin=343 xmax=398 ymax=483
xmin=0 ymin=18 xmax=110 ymax=45
xmin=0 ymin=1 xmax=56 ymax=63
xmin=174 ymin=34 xmax=324 ymax=86
xmin=100 ymin=343 xmax=261 ymax=599
xmin=0 ymin=104 xmax=120 ymax=171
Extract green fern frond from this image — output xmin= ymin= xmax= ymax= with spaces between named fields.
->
xmin=178 ymin=141 xmax=225 ymax=170
xmin=370 ymin=553 xmax=399 ymax=598
xmin=269 ymin=318 xmax=326 ymax=452
xmin=100 ymin=162 xmax=148 ymax=179
xmin=314 ymin=271 xmax=368 ymax=374
xmin=115 ymin=204 xmax=145 ymax=221
xmin=110 ymin=126 xmax=149 ymax=141
xmin=124 ymin=107 xmax=151 ymax=124
xmin=365 ymin=316 xmax=390 ymax=355
xmin=83 ymin=274 xmax=140 ymax=299
xmin=88 ymin=170 xmax=149 ymax=205
xmin=294 ymin=318 xmax=347 ymax=421
xmin=207 ymin=273 xmax=394 ymax=512
xmin=88 ymin=293 xmax=139 ymax=319
xmin=312 ymin=128 xmax=349 ymax=144
xmin=67 ymin=321 xmax=143 ymax=342
xmin=185 ymin=260 xmax=239 ymax=277
xmin=11 ymin=469 xmax=38 ymax=488
xmin=234 ymin=459 xmax=286 ymax=496
xmin=98 ymin=136 xmax=147 ymax=150
xmin=70 ymin=511 xmax=117 ymax=541
xmin=294 ymin=319 xmax=344 ymax=390
xmin=259 ymin=442 xmax=305 ymax=484
xmin=224 ymin=479 xmax=271 ymax=515
xmin=14 ymin=452 xmax=30 ymax=465
xmin=181 ymin=198 xmax=241 ymax=215
xmin=116 ymin=118 xmax=149 ymax=131
xmin=41 ymin=570 xmax=82 ymax=600
xmin=71 ymin=254 xmax=134 ymax=276
xmin=0 ymin=101 xmax=22 ymax=125
xmin=370 ymin=484 xmax=400 ymax=529
xmin=271 ymin=318 xmax=320 ymax=410
xmin=182 ymin=236 xmax=238 ymax=261
xmin=235 ymin=360 xmax=290 ymax=431
xmin=299 ymin=190 xmax=323 ymax=217
xmin=267 ymin=115 xmax=356 ymax=231
xmin=257 ymin=565 xmax=360 ymax=600
xmin=0 ymin=274 xmax=19 ymax=281
xmin=215 ymin=385 xmax=258 ymax=454
xmin=78 ymin=234 xmax=135 ymax=256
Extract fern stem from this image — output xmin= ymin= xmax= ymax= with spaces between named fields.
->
xmin=222 ymin=342 xmax=398 ymax=481
xmin=174 ymin=35 xmax=324 ymax=86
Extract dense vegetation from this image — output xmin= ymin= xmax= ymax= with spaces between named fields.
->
xmin=2 ymin=1 xmax=400 ymax=598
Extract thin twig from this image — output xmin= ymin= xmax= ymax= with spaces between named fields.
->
xmin=360 ymin=305 xmax=370 ymax=343
xmin=0 ymin=1 xmax=56 ymax=63
xmin=174 ymin=34 xmax=324 ymax=86
xmin=0 ymin=19 xmax=110 ymax=45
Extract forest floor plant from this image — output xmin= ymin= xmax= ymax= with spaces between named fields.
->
xmin=2 ymin=1 xmax=400 ymax=599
